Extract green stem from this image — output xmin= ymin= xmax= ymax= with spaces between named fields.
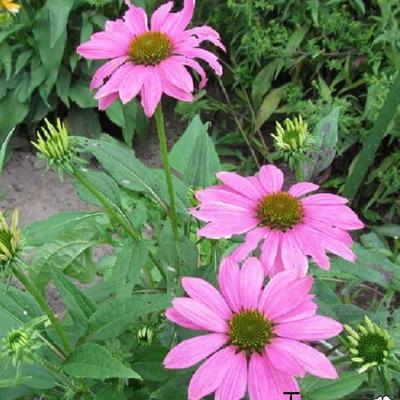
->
xmin=294 ymin=159 xmax=304 ymax=182
xmin=13 ymin=262 xmax=71 ymax=354
xmin=154 ymin=104 xmax=180 ymax=242
xmin=72 ymin=168 xmax=158 ymax=287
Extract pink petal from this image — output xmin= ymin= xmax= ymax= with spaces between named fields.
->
xmin=218 ymin=258 xmax=240 ymax=312
xmin=273 ymin=299 xmax=317 ymax=324
xmin=90 ymin=56 xmax=128 ymax=90
xmin=248 ymin=353 xmax=299 ymax=400
xmin=123 ymin=4 xmax=148 ymax=36
xmin=160 ymin=56 xmax=194 ymax=92
xmin=263 ymin=276 xmax=313 ymax=321
xmin=166 ymin=0 xmax=195 ymax=35
xmin=215 ymin=352 xmax=247 ymax=400
xmin=289 ymin=182 xmax=319 ymax=197
xmin=239 ymin=257 xmax=264 ymax=309
xmin=258 ymin=165 xmax=284 ymax=193
xmin=272 ymin=338 xmax=339 ymax=379
xmin=164 ymin=334 xmax=228 ymax=369
xmin=179 ymin=47 xmax=223 ymax=76
xmin=180 ymin=57 xmax=208 ymax=88
xmin=165 ymin=307 xmax=204 ymax=331
xmin=216 ymin=171 xmax=263 ymax=200
xmin=266 ymin=341 xmax=305 ymax=377
xmin=119 ymin=65 xmax=146 ymax=104
xmin=302 ymin=193 xmax=349 ymax=205
xmin=185 ymin=25 xmax=226 ymax=51
xmin=140 ymin=67 xmax=162 ymax=117
xmin=275 ymin=316 xmax=343 ymax=341
xmin=77 ymin=35 xmax=129 ymax=60
xmin=191 ymin=202 xmax=255 ymax=222
xmin=195 ymin=185 xmax=256 ymax=209
xmin=280 ymin=231 xmax=309 ymax=276
xmin=173 ymin=298 xmax=229 ymax=333
xmin=197 ymin=217 xmax=258 ymax=239
xmin=150 ymin=1 xmax=173 ymax=31
xmin=182 ymin=277 xmax=232 ymax=320
xmin=260 ymin=230 xmax=281 ymax=275
xmin=188 ymin=346 xmax=236 ymax=400
xmin=159 ymin=73 xmax=194 ymax=102
xmin=230 ymin=228 xmax=268 ymax=263
xmin=98 ymin=92 xmax=118 ymax=110
xmin=94 ymin=63 xmax=133 ymax=99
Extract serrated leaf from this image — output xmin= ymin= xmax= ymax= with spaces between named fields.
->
xmin=63 ymin=343 xmax=142 ymax=380
xmin=87 ymin=294 xmax=172 ymax=340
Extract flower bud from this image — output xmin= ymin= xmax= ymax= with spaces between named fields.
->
xmin=0 ymin=209 xmax=21 ymax=277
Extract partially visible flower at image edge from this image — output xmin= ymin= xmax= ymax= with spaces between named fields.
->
xmin=164 ymin=257 xmax=343 ymax=400
xmin=77 ymin=0 xmax=225 ymax=117
xmin=191 ymin=164 xmax=364 ymax=276
xmin=0 ymin=0 xmax=20 ymax=13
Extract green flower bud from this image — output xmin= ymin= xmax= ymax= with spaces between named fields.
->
xmin=344 ymin=316 xmax=395 ymax=374
xmin=273 ymin=115 xmax=309 ymax=153
xmin=1 ymin=327 xmax=41 ymax=365
xmin=0 ymin=209 xmax=21 ymax=277
xmin=32 ymin=119 xmax=81 ymax=179
xmin=137 ymin=326 xmax=154 ymax=346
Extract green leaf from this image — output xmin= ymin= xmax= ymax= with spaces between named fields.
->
xmin=50 ymin=268 xmax=96 ymax=333
xmin=150 ymin=373 xmax=191 ymax=399
xmin=344 ymin=71 xmax=400 ymax=199
xmin=0 ymin=128 xmax=14 ymax=175
xmin=302 ymin=107 xmax=339 ymax=180
xmin=0 ymin=91 xmax=29 ymax=142
xmin=14 ymin=50 xmax=32 ymax=76
xmin=303 ymin=372 xmax=365 ymax=400
xmin=170 ymin=116 xmax=220 ymax=187
xmin=45 ymin=0 xmax=74 ymax=48
xmin=0 ymin=284 xmax=42 ymax=337
xmin=87 ymin=294 xmax=172 ymax=340
xmin=255 ymin=84 xmax=288 ymax=131
xmin=63 ymin=343 xmax=142 ymax=380
xmin=78 ymin=135 xmax=189 ymax=214
xmin=0 ymin=41 xmax=12 ymax=81
xmin=74 ymin=170 xmax=122 ymax=209
xmin=23 ymin=211 xmax=103 ymax=246
xmin=69 ymin=82 xmax=97 ymax=108
xmin=112 ymin=239 xmax=148 ymax=298
xmin=56 ymin=66 xmax=71 ymax=107
xmin=251 ymin=59 xmax=283 ymax=108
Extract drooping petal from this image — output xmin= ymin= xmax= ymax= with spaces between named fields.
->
xmin=239 ymin=257 xmax=264 ymax=309
xmin=188 ymin=346 xmax=236 ymax=400
xmin=165 ymin=307 xmax=204 ymax=331
xmin=182 ymin=277 xmax=232 ymax=320
xmin=280 ymin=231 xmax=309 ymax=275
xmin=258 ymin=165 xmax=284 ymax=193
xmin=288 ymin=182 xmax=319 ymax=197
xmin=172 ymin=298 xmax=229 ymax=333
xmin=98 ymin=92 xmax=118 ymax=110
xmin=159 ymin=72 xmax=194 ymax=102
xmin=275 ymin=316 xmax=343 ymax=341
xmin=140 ymin=67 xmax=162 ymax=117
xmin=164 ymin=333 xmax=228 ymax=369
xmin=259 ymin=230 xmax=281 ymax=275
xmin=166 ymin=0 xmax=195 ymax=35
xmin=179 ymin=47 xmax=223 ymax=76
xmin=90 ymin=56 xmax=128 ymax=90
xmin=302 ymin=193 xmax=349 ymax=206
xmin=230 ymin=228 xmax=268 ymax=263
xmin=94 ymin=63 xmax=133 ymax=99
xmin=272 ymin=338 xmax=339 ymax=379
xmin=185 ymin=25 xmax=226 ymax=51
xmin=218 ymin=258 xmax=241 ymax=312
xmin=119 ymin=65 xmax=147 ymax=104
xmin=273 ymin=298 xmax=317 ymax=324
xmin=179 ymin=56 xmax=208 ymax=88
xmin=215 ymin=352 xmax=247 ymax=400
xmin=266 ymin=341 xmax=305 ymax=377
xmin=159 ymin=56 xmax=194 ymax=92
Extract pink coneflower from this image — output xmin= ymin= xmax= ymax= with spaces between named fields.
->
xmin=164 ymin=258 xmax=343 ymax=400
xmin=191 ymin=165 xmax=364 ymax=276
xmin=77 ymin=0 xmax=224 ymax=117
